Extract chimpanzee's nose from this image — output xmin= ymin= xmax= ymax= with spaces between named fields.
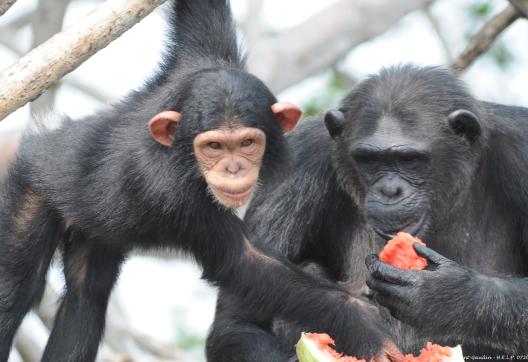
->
xmin=376 ymin=177 xmax=406 ymax=201
xmin=226 ymin=161 xmax=242 ymax=174
xmin=380 ymin=183 xmax=403 ymax=199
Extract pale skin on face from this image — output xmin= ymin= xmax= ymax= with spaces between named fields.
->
xmin=193 ymin=126 xmax=266 ymax=209
xmin=147 ymin=102 xmax=302 ymax=209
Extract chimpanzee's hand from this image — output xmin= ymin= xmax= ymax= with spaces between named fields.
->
xmin=372 ymin=341 xmax=405 ymax=362
xmin=332 ymin=296 xmax=403 ymax=361
xmin=365 ymin=243 xmax=475 ymax=331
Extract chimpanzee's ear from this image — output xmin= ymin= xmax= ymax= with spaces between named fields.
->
xmin=148 ymin=111 xmax=181 ymax=147
xmin=448 ymin=109 xmax=481 ymax=144
xmin=271 ymin=102 xmax=302 ymax=133
xmin=324 ymin=110 xmax=346 ymax=139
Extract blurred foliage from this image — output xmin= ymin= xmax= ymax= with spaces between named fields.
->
xmin=173 ymin=329 xmax=206 ymax=359
xmin=489 ymin=42 xmax=515 ymax=69
xmin=468 ymin=1 xmax=494 ymax=18
xmin=465 ymin=0 xmax=514 ymax=69
xmin=302 ymin=69 xmax=353 ymax=117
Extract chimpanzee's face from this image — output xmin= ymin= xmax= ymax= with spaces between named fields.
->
xmin=193 ymin=125 xmax=266 ymax=209
xmin=324 ymin=67 xmax=483 ymax=240
xmin=346 ymin=111 xmax=482 ymax=240
xmin=345 ymin=118 xmax=433 ymax=239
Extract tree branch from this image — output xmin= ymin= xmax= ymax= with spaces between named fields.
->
xmin=509 ymin=0 xmax=528 ymax=18
xmin=240 ymin=0 xmax=264 ymax=46
xmin=14 ymin=313 xmax=49 ymax=362
xmin=422 ymin=4 xmax=452 ymax=62
xmin=248 ymin=0 xmax=433 ymax=93
xmin=29 ymin=0 xmax=71 ymax=115
xmin=450 ymin=4 xmax=520 ymax=73
xmin=34 ymin=280 xmax=185 ymax=360
xmin=0 ymin=7 xmax=31 ymax=29
xmin=0 ymin=0 xmax=17 ymax=17
xmin=0 ymin=0 xmax=167 ymax=121
xmin=0 ymin=31 xmax=112 ymax=103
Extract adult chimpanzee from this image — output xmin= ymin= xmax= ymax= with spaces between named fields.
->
xmin=207 ymin=64 xmax=528 ymax=360
xmin=0 ymin=1 xmax=400 ymax=361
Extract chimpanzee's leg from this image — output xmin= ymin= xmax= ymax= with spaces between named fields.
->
xmin=207 ymin=290 xmax=294 ymax=362
xmin=42 ymin=230 xmax=125 ymax=362
xmin=0 ymin=190 xmax=62 ymax=362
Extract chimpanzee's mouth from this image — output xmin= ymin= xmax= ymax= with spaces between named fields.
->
xmin=216 ymin=186 xmax=253 ymax=198
xmin=373 ymin=214 xmax=427 ymax=241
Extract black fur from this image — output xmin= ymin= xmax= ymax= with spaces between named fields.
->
xmin=208 ymin=65 xmax=528 ymax=360
xmin=0 ymin=1 xmax=388 ymax=361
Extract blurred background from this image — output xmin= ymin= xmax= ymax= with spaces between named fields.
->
xmin=0 ymin=0 xmax=527 ymax=361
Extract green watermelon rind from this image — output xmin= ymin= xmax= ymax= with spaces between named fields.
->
xmin=296 ymin=332 xmax=333 ymax=362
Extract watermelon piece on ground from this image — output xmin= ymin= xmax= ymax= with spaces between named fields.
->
xmin=296 ymin=332 xmax=365 ymax=362
xmin=296 ymin=333 xmax=464 ymax=362
xmin=379 ymin=232 xmax=428 ymax=270
xmin=404 ymin=342 xmax=464 ymax=362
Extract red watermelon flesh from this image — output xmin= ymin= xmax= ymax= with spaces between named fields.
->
xmin=404 ymin=342 xmax=456 ymax=362
xmin=379 ymin=232 xmax=427 ymax=270
xmin=297 ymin=332 xmax=366 ymax=362
xmin=297 ymin=332 xmax=464 ymax=362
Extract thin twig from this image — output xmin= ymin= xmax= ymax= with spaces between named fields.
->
xmin=422 ymin=4 xmax=452 ymax=62
xmin=0 ymin=30 xmax=112 ymax=103
xmin=30 ymin=0 xmax=71 ymax=116
xmin=450 ymin=4 xmax=520 ymax=73
xmin=0 ymin=8 xmax=31 ymax=29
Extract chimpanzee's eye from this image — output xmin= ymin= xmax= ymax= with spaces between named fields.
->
xmin=241 ymin=139 xmax=254 ymax=147
xmin=400 ymin=154 xmax=417 ymax=163
xmin=208 ymin=142 xmax=222 ymax=150
xmin=398 ymin=151 xmax=429 ymax=165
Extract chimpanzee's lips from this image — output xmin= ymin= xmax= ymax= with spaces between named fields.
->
xmin=373 ymin=214 xmax=427 ymax=241
xmin=215 ymin=186 xmax=253 ymax=200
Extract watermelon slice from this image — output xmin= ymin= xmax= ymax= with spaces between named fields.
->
xmin=296 ymin=333 xmax=464 ymax=362
xmin=379 ymin=232 xmax=428 ymax=270
xmin=296 ymin=332 xmax=365 ymax=362
xmin=404 ymin=342 xmax=464 ymax=362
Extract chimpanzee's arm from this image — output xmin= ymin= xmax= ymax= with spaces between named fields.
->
xmin=207 ymin=120 xmax=339 ymax=361
xmin=206 ymin=120 xmax=394 ymax=360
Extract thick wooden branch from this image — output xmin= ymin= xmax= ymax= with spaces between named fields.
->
xmin=248 ymin=0 xmax=433 ymax=93
xmin=509 ymin=0 xmax=528 ymax=18
xmin=0 ymin=0 xmax=17 ymax=17
xmin=0 ymin=0 xmax=166 ymax=121
xmin=450 ymin=4 xmax=520 ymax=73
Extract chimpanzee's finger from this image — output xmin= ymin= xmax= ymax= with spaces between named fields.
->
xmin=366 ymin=256 xmax=414 ymax=285
xmin=366 ymin=276 xmax=404 ymax=299
xmin=413 ymin=243 xmax=449 ymax=265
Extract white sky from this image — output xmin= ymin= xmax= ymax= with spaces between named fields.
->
xmin=1 ymin=0 xmax=528 ymax=361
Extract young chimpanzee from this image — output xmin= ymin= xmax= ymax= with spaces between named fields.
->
xmin=0 ymin=1 xmax=399 ymax=361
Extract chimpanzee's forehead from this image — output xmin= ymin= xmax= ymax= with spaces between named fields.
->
xmin=178 ymin=70 xmax=278 ymax=133
xmin=342 ymin=65 xmax=476 ymax=138
xmin=348 ymin=112 xmax=439 ymax=146
xmin=192 ymin=68 xmax=275 ymax=102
